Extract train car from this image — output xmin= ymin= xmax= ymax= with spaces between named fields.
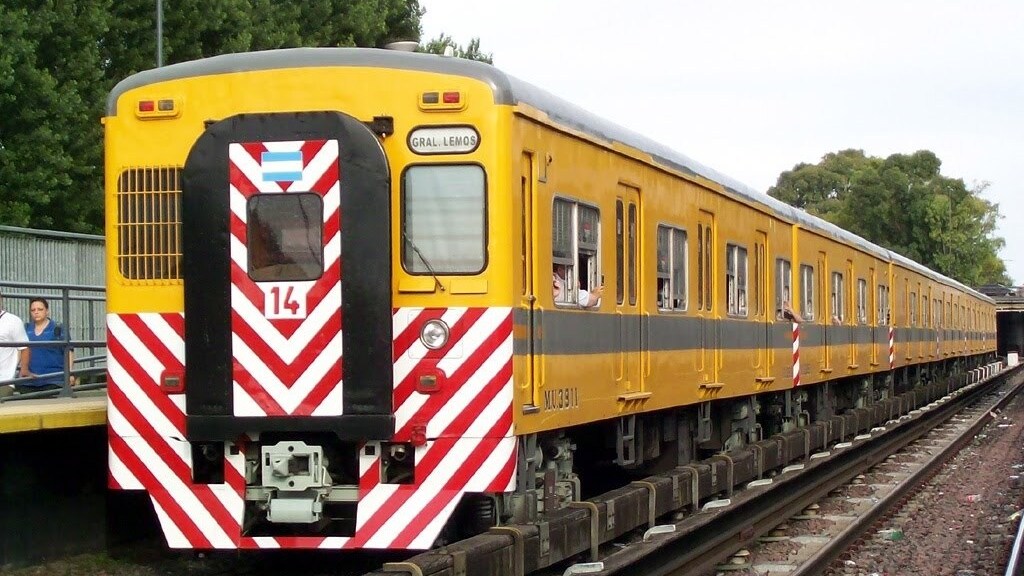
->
xmin=103 ymin=47 xmax=997 ymax=551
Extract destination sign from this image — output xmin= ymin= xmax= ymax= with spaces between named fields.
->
xmin=408 ymin=126 xmax=480 ymax=155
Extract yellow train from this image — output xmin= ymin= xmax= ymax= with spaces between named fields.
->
xmin=103 ymin=47 xmax=996 ymax=549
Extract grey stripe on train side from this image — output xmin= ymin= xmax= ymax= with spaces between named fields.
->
xmin=512 ymin=309 xmax=967 ymax=356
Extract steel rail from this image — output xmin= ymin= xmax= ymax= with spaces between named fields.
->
xmin=597 ymin=365 xmax=1018 ymax=576
xmin=790 ymin=367 xmax=1024 ymax=576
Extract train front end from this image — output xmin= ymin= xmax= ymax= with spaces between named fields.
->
xmin=103 ymin=50 xmax=516 ymax=550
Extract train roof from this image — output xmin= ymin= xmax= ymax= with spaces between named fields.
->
xmin=107 ymin=47 xmax=990 ymax=302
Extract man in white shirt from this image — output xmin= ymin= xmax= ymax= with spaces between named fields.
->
xmin=0 ymin=289 xmax=30 ymax=396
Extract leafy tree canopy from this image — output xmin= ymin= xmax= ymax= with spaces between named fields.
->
xmin=422 ymin=33 xmax=492 ymax=63
xmin=769 ymin=149 xmax=1010 ymax=286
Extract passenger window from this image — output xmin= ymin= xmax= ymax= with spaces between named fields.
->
xmin=877 ymin=285 xmax=889 ymax=325
xmin=830 ymin=272 xmax=844 ymax=324
xmin=726 ymin=244 xmax=748 ymax=317
xmin=800 ymin=264 xmax=815 ymax=321
xmin=857 ymin=279 xmax=867 ymax=324
xmin=697 ymin=224 xmax=704 ymax=310
xmin=656 ymin=225 xmax=687 ymax=311
xmin=552 ymin=198 xmax=601 ymax=309
xmin=775 ymin=259 xmax=792 ymax=320
xmin=616 ymin=201 xmax=624 ymax=304
xmin=913 ymin=289 xmax=921 ymax=325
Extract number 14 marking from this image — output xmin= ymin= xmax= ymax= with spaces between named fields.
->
xmin=262 ymin=282 xmax=311 ymax=319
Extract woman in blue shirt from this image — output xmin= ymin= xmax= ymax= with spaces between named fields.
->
xmin=24 ymin=297 xmax=74 ymax=391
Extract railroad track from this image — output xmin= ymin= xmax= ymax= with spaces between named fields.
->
xmin=361 ymin=362 xmax=1018 ymax=576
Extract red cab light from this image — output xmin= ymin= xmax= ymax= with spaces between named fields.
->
xmin=138 ymin=100 xmax=156 ymax=112
xmin=442 ymin=91 xmax=460 ymax=104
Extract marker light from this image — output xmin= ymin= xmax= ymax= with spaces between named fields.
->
xmin=442 ymin=91 xmax=460 ymax=104
xmin=138 ymin=100 xmax=155 ymax=112
xmin=420 ymin=319 xmax=450 ymax=350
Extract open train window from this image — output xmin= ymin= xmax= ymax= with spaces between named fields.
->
xmin=830 ymin=272 xmax=845 ymax=324
xmin=726 ymin=244 xmax=748 ymax=317
xmin=775 ymin=259 xmax=792 ymax=320
xmin=656 ymin=225 xmax=687 ymax=311
xmin=913 ymin=289 xmax=921 ymax=325
xmin=247 ymin=193 xmax=324 ymax=282
xmin=800 ymin=264 xmax=815 ymax=321
xmin=552 ymin=197 xmax=601 ymax=308
xmin=857 ymin=279 xmax=867 ymax=324
xmin=401 ymin=164 xmax=486 ymax=274
xmin=877 ymin=284 xmax=890 ymax=325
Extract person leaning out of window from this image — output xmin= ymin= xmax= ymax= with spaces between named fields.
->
xmin=553 ymin=264 xmax=605 ymax=308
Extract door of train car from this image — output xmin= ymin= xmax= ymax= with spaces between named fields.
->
xmin=180 ymin=112 xmax=393 ymax=440
xmin=695 ymin=210 xmax=719 ymax=383
xmin=616 ymin=184 xmax=643 ymax=398
xmin=818 ymin=251 xmax=833 ymax=374
xmin=846 ymin=259 xmax=857 ymax=370
xmin=752 ymin=231 xmax=770 ymax=377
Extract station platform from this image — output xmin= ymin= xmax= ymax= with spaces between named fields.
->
xmin=0 ymin=393 xmax=107 ymax=434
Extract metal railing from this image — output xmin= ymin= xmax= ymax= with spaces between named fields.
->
xmin=0 ymin=280 xmax=106 ymax=402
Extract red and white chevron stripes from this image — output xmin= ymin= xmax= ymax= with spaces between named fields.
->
xmin=228 ymin=140 xmax=343 ymax=416
xmin=107 ymin=308 xmax=515 ymax=550
xmin=792 ymin=321 xmax=801 ymax=387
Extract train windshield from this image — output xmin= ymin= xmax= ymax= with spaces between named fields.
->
xmin=401 ymin=164 xmax=486 ymax=274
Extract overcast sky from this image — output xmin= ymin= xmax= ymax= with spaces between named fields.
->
xmin=420 ymin=0 xmax=1024 ymax=284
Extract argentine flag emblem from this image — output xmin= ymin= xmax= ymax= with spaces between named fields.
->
xmin=260 ymin=150 xmax=303 ymax=183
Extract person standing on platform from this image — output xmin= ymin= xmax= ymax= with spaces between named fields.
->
xmin=0 ymin=289 xmax=30 ymax=397
xmin=22 ymin=297 xmax=74 ymax=394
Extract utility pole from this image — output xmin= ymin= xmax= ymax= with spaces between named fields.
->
xmin=156 ymin=0 xmax=163 ymax=67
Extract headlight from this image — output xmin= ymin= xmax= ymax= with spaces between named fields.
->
xmin=420 ymin=319 xmax=450 ymax=350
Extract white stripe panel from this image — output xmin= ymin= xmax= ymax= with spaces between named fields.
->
xmin=230 ymin=185 xmax=248 ymax=223
xmin=151 ymin=498 xmax=191 ymax=548
xmin=251 ymin=537 xmax=281 ymax=549
xmin=210 ymin=484 xmax=245 ymax=528
xmin=463 ymin=435 xmax=515 ymax=492
xmin=318 ymin=537 xmax=351 ymax=549
xmin=434 ymin=308 xmax=510 ymax=375
xmin=232 ymin=382 xmax=268 ymax=417
xmin=108 ymin=358 xmax=184 ymax=441
xmin=231 ymin=328 xmax=342 ymax=414
xmin=355 ymin=439 xmax=441 ymax=531
xmin=309 ymin=378 xmax=345 ymax=416
xmin=322 ymin=181 xmax=340 ymax=219
xmin=229 ymin=282 xmax=342 ymax=363
xmin=229 ymin=145 xmax=283 ymax=194
xmin=408 ymin=497 xmax=462 ymax=550
xmin=392 ymin=308 xmax=468 ymax=384
xmin=426 ymin=330 xmax=511 ymax=436
xmin=230 ymin=140 xmax=339 ymax=194
xmin=140 ymin=313 xmax=185 ymax=365
xmin=108 ymin=447 xmax=143 ymax=490
xmin=364 ymin=438 xmax=481 ymax=548
xmin=409 ymin=436 xmax=516 ymax=549
xmin=355 ymin=484 xmax=401 ymax=531
xmin=463 ymin=377 xmax=514 ymax=438
xmin=108 ymin=314 xmax=174 ymax=390
xmin=114 ymin=408 xmax=234 ymax=548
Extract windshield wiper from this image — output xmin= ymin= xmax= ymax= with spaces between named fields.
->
xmin=402 ymin=231 xmax=445 ymax=292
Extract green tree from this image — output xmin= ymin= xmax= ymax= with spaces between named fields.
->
xmin=769 ymin=149 xmax=1010 ymax=286
xmin=422 ymin=33 xmax=493 ymax=63
xmin=2 ymin=0 xmax=428 ymax=234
